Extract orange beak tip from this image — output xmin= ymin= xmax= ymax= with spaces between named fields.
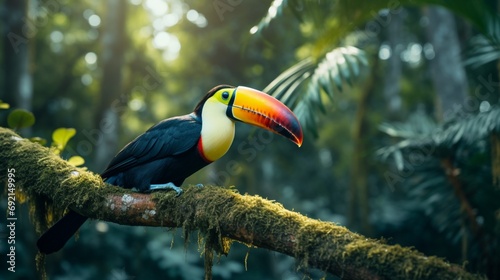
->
xmin=295 ymin=135 xmax=303 ymax=147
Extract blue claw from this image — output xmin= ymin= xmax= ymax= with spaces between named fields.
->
xmin=194 ymin=183 xmax=204 ymax=188
xmin=149 ymin=183 xmax=183 ymax=196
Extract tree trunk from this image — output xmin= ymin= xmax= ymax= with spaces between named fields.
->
xmin=425 ymin=6 xmax=469 ymax=121
xmin=93 ymin=0 xmax=127 ymax=172
xmin=2 ymin=0 xmax=33 ymax=112
xmin=348 ymin=56 xmax=379 ymax=235
xmin=383 ymin=9 xmax=405 ymax=116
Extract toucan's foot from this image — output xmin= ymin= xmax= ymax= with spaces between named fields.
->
xmin=149 ymin=183 xmax=183 ymax=196
xmin=195 ymin=183 xmax=204 ymax=188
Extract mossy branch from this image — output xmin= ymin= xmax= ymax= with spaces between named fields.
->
xmin=0 ymin=127 xmax=480 ymax=280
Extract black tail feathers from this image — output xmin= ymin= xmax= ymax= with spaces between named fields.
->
xmin=37 ymin=210 xmax=88 ymax=254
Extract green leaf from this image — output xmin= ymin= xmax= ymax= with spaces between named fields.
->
xmin=52 ymin=128 xmax=76 ymax=153
xmin=249 ymin=0 xmax=289 ymax=36
xmin=29 ymin=137 xmax=47 ymax=146
xmin=0 ymin=101 xmax=10 ymax=109
xmin=265 ymin=47 xmax=367 ymax=134
xmin=394 ymin=150 xmax=404 ymax=171
xmin=67 ymin=156 xmax=85 ymax=167
xmin=7 ymin=109 xmax=35 ymax=130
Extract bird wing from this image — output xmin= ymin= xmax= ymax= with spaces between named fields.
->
xmin=100 ymin=114 xmax=201 ymax=179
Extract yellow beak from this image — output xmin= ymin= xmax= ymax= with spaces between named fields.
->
xmin=227 ymin=86 xmax=303 ymax=147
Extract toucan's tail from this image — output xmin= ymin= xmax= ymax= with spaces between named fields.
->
xmin=36 ymin=210 xmax=88 ymax=254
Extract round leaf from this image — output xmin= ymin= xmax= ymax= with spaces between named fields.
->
xmin=7 ymin=109 xmax=35 ymax=129
xmin=52 ymin=128 xmax=76 ymax=152
xmin=67 ymin=156 xmax=85 ymax=167
xmin=0 ymin=101 xmax=10 ymax=109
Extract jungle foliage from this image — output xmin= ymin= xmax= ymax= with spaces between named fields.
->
xmin=1 ymin=0 xmax=499 ymax=279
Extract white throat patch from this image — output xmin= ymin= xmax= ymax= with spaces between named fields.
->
xmin=199 ymin=98 xmax=235 ymax=162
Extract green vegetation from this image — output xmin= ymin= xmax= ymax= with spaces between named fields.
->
xmin=1 ymin=0 xmax=499 ymax=279
xmin=0 ymin=127 xmax=479 ymax=279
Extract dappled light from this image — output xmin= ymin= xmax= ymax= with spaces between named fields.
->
xmin=1 ymin=0 xmax=499 ymax=279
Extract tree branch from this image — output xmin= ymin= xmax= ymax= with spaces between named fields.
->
xmin=0 ymin=127 xmax=480 ymax=280
xmin=441 ymin=158 xmax=482 ymax=238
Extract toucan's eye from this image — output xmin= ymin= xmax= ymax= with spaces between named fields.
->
xmin=221 ymin=91 xmax=230 ymax=100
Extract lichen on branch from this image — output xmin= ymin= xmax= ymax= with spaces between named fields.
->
xmin=0 ymin=127 xmax=480 ymax=280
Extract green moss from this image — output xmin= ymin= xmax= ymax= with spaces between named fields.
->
xmin=152 ymin=186 xmax=236 ymax=279
xmin=0 ymin=128 xmax=123 ymax=279
xmin=151 ymin=183 xmax=480 ymax=279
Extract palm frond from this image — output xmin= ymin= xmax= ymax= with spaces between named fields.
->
xmin=253 ymin=0 xmax=494 ymax=44
xmin=250 ymin=0 xmax=338 ymax=36
xmin=377 ymin=106 xmax=500 ymax=169
xmin=250 ymin=0 xmax=289 ymax=35
xmin=377 ymin=111 xmax=437 ymax=169
xmin=264 ymin=47 xmax=368 ymax=136
xmin=253 ymin=0 xmax=499 ymax=133
xmin=440 ymin=106 xmax=500 ymax=145
xmin=464 ymin=35 xmax=500 ymax=68
xmin=424 ymin=0 xmax=500 ymax=70
xmin=378 ymin=107 xmax=500 ymax=251
xmin=464 ymin=13 xmax=500 ymax=68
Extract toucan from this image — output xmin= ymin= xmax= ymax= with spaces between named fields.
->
xmin=36 ymin=85 xmax=303 ymax=254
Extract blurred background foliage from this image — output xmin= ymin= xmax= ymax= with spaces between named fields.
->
xmin=0 ymin=0 xmax=499 ymax=279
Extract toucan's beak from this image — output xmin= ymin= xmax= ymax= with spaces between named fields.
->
xmin=227 ymin=86 xmax=303 ymax=147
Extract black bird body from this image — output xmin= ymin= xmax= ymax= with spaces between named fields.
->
xmin=102 ymin=114 xmax=207 ymax=191
xmin=37 ymin=85 xmax=303 ymax=254
xmin=37 ymin=114 xmax=209 ymax=254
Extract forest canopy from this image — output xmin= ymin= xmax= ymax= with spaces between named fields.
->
xmin=1 ymin=0 xmax=499 ymax=279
